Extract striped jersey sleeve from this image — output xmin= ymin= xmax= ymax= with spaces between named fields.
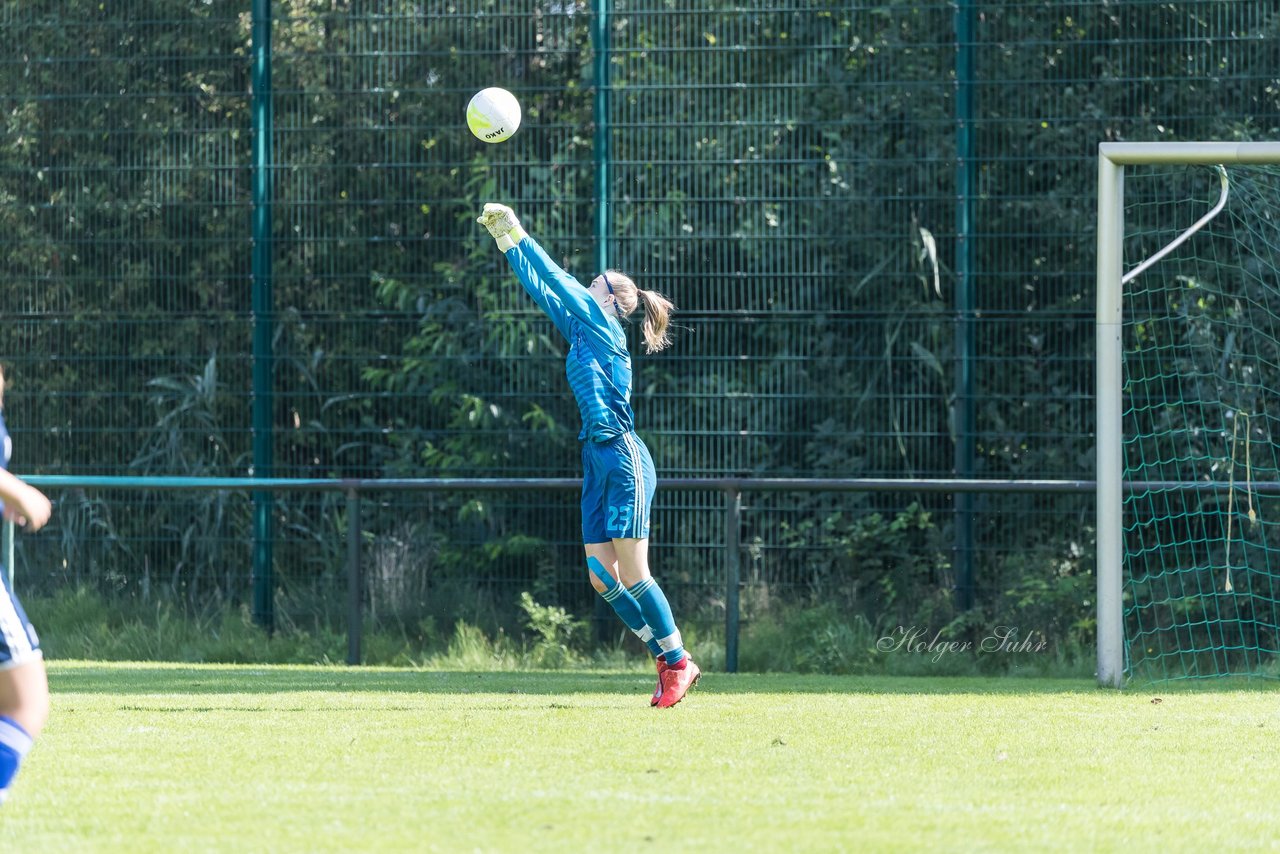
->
xmin=502 ymin=234 xmax=636 ymax=442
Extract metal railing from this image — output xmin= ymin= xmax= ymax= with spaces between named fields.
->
xmin=6 ymin=475 xmax=1102 ymax=672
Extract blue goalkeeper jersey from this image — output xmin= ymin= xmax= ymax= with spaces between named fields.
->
xmin=503 ymin=234 xmax=635 ymax=443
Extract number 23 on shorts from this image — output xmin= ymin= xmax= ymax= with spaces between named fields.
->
xmin=607 ymin=504 xmax=633 ymax=533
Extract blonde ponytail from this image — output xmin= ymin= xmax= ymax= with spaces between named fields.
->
xmin=599 ymin=270 xmax=676 ymax=353
xmin=637 ymin=288 xmax=675 ymax=354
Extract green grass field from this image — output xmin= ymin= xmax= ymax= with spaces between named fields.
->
xmin=1 ymin=663 xmax=1276 ymax=852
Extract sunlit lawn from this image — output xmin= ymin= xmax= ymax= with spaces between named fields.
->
xmin=1 ymin=663 xmax=1276 ymax=852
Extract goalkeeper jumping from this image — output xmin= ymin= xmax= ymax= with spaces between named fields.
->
xmin=477 ymin=203 xmax=699 ymax=708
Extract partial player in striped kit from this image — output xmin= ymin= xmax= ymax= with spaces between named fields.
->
xmin=477 ymin=203 xmax=700 ymax=708
xmin=0 ymin=367 xmax=54 ymax=804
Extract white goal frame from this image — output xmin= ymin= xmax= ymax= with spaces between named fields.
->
xmin=1096 ymin=141 xmax=1280 ymax=687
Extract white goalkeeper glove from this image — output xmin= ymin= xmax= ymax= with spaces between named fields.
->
xmin=476 ymin=203 xmax=526 ymax=250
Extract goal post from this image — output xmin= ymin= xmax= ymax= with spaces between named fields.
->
xmin=1096 ymin=142 xmax=1280 ymax=687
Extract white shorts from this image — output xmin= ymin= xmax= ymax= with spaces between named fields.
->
xmin=0 ymin=575 xmax=41 ymax=668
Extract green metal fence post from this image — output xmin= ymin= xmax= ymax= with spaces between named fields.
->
xmin=346 ymin=489 xmax=362 ymax=666
xmin=250 ymin=0 xmax=276 ymax=632
xmin=953 ymin=0 xmax=977 ymax=610
xmin=724 ymin=486 xmax=741 ymax=673
xmin=593 ymin=0 xmax=610 ymax=260
xmin=590 ymin=0 xmax=613 ymax=645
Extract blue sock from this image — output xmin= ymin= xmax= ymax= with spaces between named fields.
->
xmin=0 ymin=716 xmax=33 ymax=804
xmin=627 ymin=577 xmax=686 ymax=666
xmin=588 ymin=557 xmax=665 ymax=660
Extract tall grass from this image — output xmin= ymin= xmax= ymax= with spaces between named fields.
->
xmin=26 ymin=586 xmax=638 ymax=671
xmin=26 ymin=586 xmax=1094 ymax=677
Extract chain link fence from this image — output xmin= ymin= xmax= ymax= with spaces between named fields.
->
xmin=0 ymin=2 xmax=1275 ymax=663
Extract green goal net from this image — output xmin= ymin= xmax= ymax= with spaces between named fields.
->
xmin=1123 ymin=161 xmax=1280 ymax=681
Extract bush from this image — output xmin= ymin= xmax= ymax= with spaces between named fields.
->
xmin=518 ymin=591 xmax=587 ymax=669
xmin=738 ymin=603 xmax=876 ymax=674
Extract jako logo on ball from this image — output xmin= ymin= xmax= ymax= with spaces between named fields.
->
xmin=467 ymin=88 xmax=521 ymax=143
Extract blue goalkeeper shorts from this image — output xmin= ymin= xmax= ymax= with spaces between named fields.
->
xmin=581 ymin=432 xmax=656 ymax=543
xmin=0 ymin=571 xmax=41 ymax=669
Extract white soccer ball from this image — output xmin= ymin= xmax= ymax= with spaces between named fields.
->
xmin=466 ymin=87 xmax=521 ymax=144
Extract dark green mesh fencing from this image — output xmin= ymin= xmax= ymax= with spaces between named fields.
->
xmin=0 ymin=1 xmax=1276 ymax=665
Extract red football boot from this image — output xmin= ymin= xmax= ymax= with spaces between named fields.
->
xmin=651 ymin=657 xmax=669 ymax=706
xmin=655 ymin=657 xmax=700 ymax=708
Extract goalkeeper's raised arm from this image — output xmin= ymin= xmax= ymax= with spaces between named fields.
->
xmin=476 ymin=203 xmax=675 ymax=353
